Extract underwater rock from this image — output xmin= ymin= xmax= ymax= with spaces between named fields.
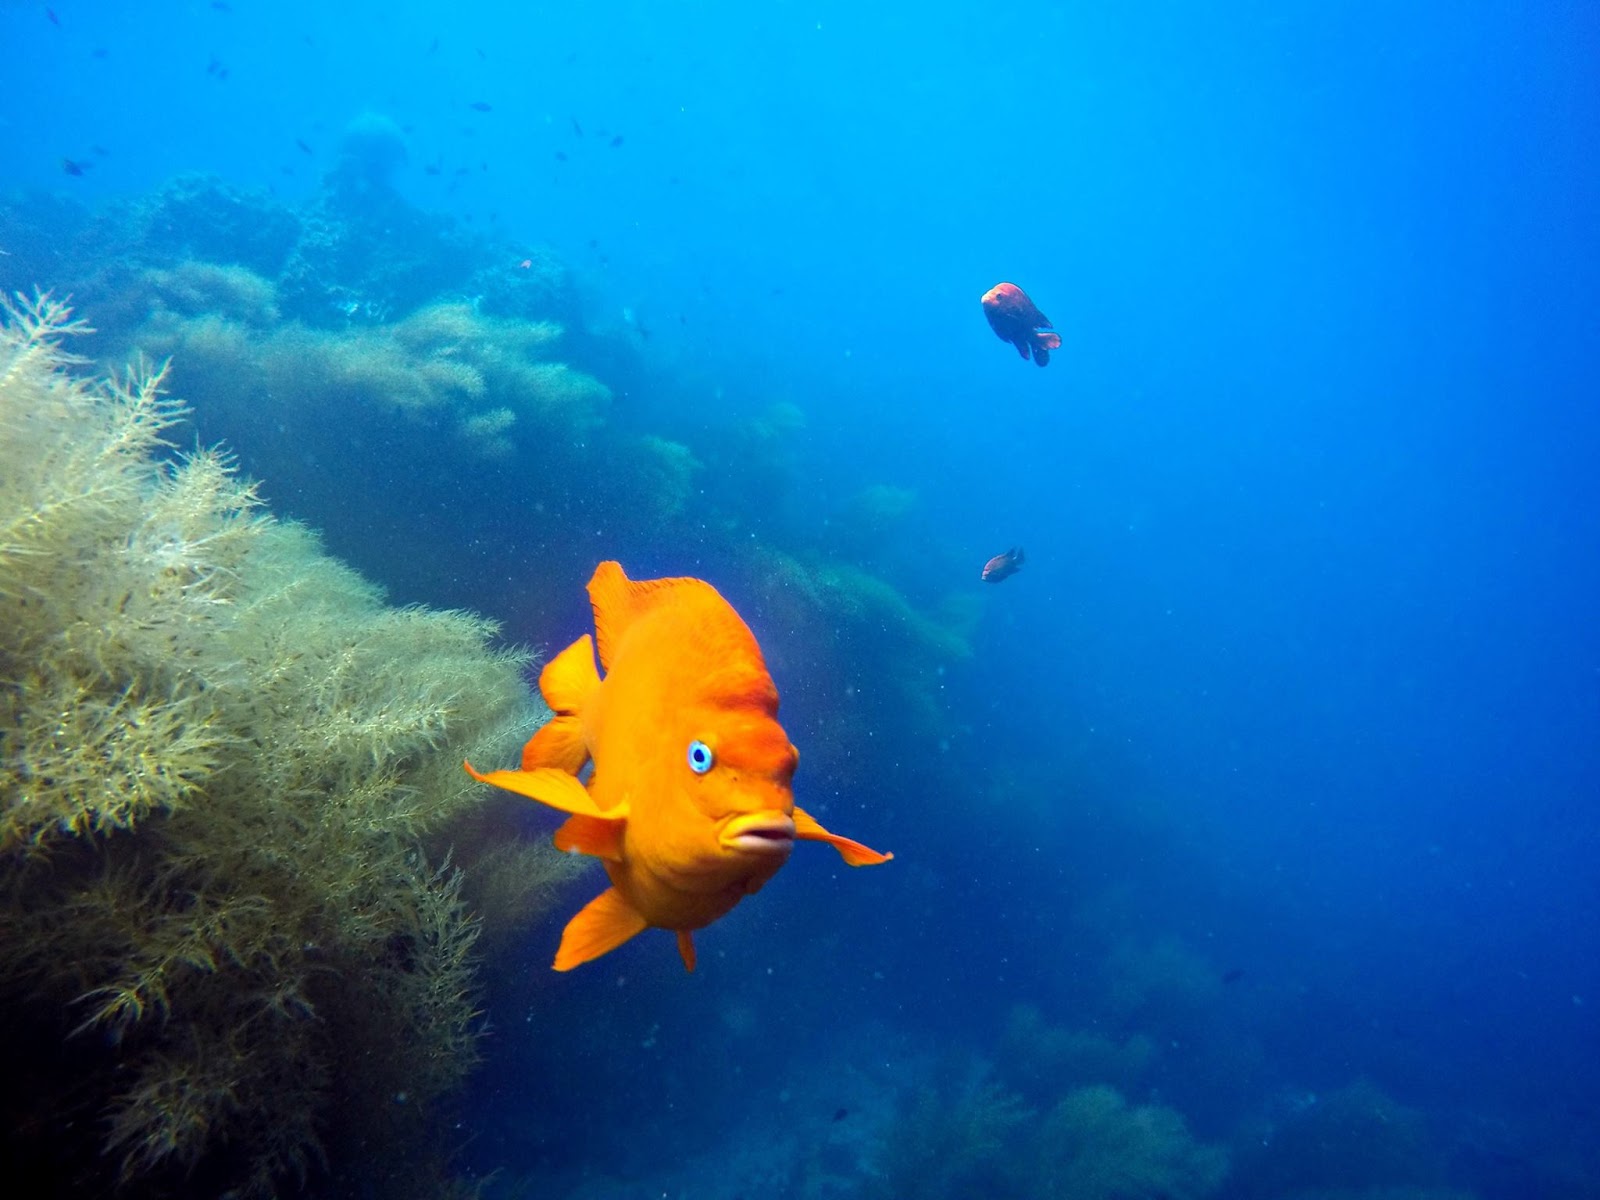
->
xmin=332 ymin=110 xmax=410 ymax=189
xmin=135 ymin=172 xmax=302 ymax=278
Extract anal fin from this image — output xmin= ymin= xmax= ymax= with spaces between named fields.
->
xmin=677 ymin=930 xmax=697 ymax=973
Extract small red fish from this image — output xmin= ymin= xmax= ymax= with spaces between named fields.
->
xmin=981 ymin=282 xmax=1062 ymax=367
xmin=981 ymin=547 xmax=1024 ymax=583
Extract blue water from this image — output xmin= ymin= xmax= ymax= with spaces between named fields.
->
xmin=4 ymin=2 xmax=1597 ymax=1197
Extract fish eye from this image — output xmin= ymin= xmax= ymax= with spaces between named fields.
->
xmin=686 ymin=739 xmax=714 ymax=775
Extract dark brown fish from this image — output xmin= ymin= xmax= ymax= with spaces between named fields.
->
xmin=981 ymin=547 xmax=1024 ymax=583
xmin=981 ymin=282 xmax=1062 ymax=367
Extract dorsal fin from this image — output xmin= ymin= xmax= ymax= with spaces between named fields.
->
xmin=540 ymin=634 xmax=600 ymax=715
xmin=587 ymin=560 xmax=718 ymax=671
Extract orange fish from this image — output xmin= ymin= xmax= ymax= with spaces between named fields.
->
xmin=981 ymin=281 xmax=1062 ymax=367
xmin=464 ymin=561 xmax=892 ymax=972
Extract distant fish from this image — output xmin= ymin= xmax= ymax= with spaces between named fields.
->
xmin=518 ymin=259 xmax=533 ymax=270
xmin=621 ymin=306 xmax=651 ymax=340
xmin=1222 ymin=967 xmax=1246 ymax=985
xmin=60 ymin=158 xmax=90 ymax=177
xmin=981 ymin=282 xmax=1061 ymax=367
xmin=554 ymin=151 xmax=568 ymax=162
xmin=295 ymin=138 xmax=314 ymax=155
xmin=609 ymin=134 xmax=624 ymax=148
xmin=981 ymin=547 xmax=1024 ymax=584
xmin=423 ymin=164 xmax=442 ymax=176
xmin=92 ymin=47 xmax=108 ymax=58
xmin=211 ymin=1 xmax=233 ymax=11
xmin=832 ymin=1107 xmax=849 ymax=1122
xmin=46 ymin=7 xmax=60 ymax=26
xmin=90 ymin=144 xmax=111 ymax=158
xmin=570 ymin=116 xmax=584 ymax=136
xmin=206 ymin=53 xmax=230 ymax=80
xmin=476 ymin=47 xmax=486 ymax=59
xmin=426 ymin=36 xmax=440 ymax=56
xmin=469 ymin=101 xmax=493 ymax=112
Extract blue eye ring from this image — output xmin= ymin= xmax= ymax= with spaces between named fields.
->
xmin=686 ymin=739 xmax=714 ymax=774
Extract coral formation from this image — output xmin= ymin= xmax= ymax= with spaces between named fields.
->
xmin=0 ymin=293 xmax=563 ymax=1197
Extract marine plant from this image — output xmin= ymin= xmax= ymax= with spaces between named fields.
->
xmin=743 ymin=546 xmax=979 ymax=778
xmin=1031 ymin=1084 xmax=1229 ymax=1200
xmin=1230 ymin=1080 xmax=1448 ymax=1199
xmin=860 ymin=1050 xmax=1227 ymax=1200
xmin=864 ymin=1056 xmax=1034 ymax=1200
xmin=0 ymin=292 xmax=561 ymax=1198
xmin=996 ymin=1003 xmax=1158 ymax=1103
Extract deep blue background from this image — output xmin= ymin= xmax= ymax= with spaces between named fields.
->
xmin=4 ymin=0 xmax=1597 ymax=1187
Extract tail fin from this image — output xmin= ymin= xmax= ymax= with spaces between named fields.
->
xmin=1032 ymin=329 xmax=1062 ymax=367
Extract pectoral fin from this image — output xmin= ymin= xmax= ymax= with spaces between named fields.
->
xmin=554 ymin=813 xmax=625 ymax=861
xmin=463 ymin=762 xmax=626 ymax=821
xmin=554 ymin=887 xmax=649 ymax=971
xmin=521 ymin=715 xmax=588 ymax=772
xmin=793 ymin=805 xmax=894 ymax=866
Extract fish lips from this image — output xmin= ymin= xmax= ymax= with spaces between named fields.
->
xmin=719 ymin=813 xmax=796 ymax=857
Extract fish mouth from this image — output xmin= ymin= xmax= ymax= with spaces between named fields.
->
xmin=720 ymin=813 xmax=796 ymax=855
